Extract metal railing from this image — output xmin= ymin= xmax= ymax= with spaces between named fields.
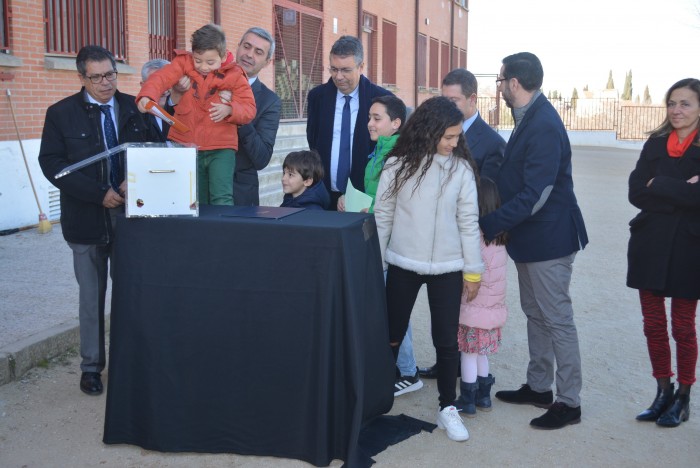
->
xmin=148 ymin=0 xmax=176 ymax=60
xmin=477 ymin=96 xmax=666 ymax=141
xmin=44 ymin=0 xmax=126 ymax=60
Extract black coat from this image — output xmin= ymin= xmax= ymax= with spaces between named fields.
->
xmin=465 ymin=113 xmax=505 ymax=180
xmin=306 ymin=75 xmax=392 ymax=192
xmin=38 ymin=89 xmax=161 ymax=245
xmin=627 ymin=135 xmax=700 ymax=299
xmin=280 ymin=181 xmax=330 ymax=210
xmin=234 ymin=78 xmax=282 ymax=206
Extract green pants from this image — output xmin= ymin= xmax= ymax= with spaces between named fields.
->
xmin=197 ymin=148 xmax=236 ymax=205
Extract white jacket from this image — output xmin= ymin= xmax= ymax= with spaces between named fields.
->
xmin=374 ymin=154 xmax=484 ymax=276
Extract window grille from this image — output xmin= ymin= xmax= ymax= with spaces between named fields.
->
xmin=44 ymin=0 xmax=126 ymax=59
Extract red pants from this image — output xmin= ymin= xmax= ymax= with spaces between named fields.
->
xmin=640 ymin=290 xmax=698 ymax=385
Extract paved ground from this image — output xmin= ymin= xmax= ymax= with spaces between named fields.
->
xmin=0 ymin=146 xmax=698 ymax=467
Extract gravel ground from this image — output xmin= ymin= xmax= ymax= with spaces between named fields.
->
xmin=0 ymin=147 xmax=698 ymax=467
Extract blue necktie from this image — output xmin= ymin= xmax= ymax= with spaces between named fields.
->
xmin=336 ymin=95 xmax=352 ymax=192
xmin=99 ymin=104 xmax=121 ymax=191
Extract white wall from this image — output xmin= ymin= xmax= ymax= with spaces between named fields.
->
xmin=0 ymin=140 xmax=57 ymax=231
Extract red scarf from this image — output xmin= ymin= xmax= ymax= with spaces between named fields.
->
xmin=667 ymin=129 xmax=698 ymax=157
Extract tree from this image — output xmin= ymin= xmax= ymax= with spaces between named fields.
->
xmin=622 ymin=70 xmax=633 ymax=101
xmin=552 ymin=90 xmax=559 ymax=99
xmin=571 ymin=88 xmax=579 ymax=110
xmin=643 ymin=85 xmax=652 ymax=104
xmin=606 ymin=70 xmax=615 ymax=89
xmin=583 ymin=84 xmax=589 ymax=92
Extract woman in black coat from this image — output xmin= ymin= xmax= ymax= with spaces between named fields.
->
xmin=627 ymin=78 xmax=700 ymax=428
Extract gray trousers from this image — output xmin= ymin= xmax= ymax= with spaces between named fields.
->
xmin=515 ymin=253 xmax=582 ymax=407
xmin=67 ymin=209 xmax=118 ymax=373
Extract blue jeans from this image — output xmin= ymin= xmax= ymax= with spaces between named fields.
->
xmin=397 ymin=322 xmax=417 ymax=376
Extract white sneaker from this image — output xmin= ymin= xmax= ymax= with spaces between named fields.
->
xmin=436 ymin=405 xmax=469 ymax=441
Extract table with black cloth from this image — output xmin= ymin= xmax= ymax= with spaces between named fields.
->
xmin=103 ymin=205 xmax=395 ymax=466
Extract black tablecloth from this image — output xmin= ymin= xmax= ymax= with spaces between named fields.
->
xmin=103 ymin=206 xmax=395 ymax=466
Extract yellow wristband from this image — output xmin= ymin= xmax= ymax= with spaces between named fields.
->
xmin=463 ymin=273 xmax=481 ymax=282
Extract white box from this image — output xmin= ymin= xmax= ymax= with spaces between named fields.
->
xmin=125 ymin=144 xmax=198 ymax=217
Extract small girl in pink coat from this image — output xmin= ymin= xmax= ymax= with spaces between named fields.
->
xmin=456 ymin=177 xmax=508 ymax=417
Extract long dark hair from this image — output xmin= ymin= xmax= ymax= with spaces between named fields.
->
xmin=383 ymin=96 xmax=477 ymax=198
xmin=479 ymin=177 xmax=507 ymax=246
xmin=649 ymin=78 xmax=700 ymax=145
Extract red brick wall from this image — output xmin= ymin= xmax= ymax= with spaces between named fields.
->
xmin=416 ymin=1 xmax=467 ymax=105
xmin=321 ymin=0 xmax=359 ymax=83
xmin=362 ymin=1 xmax=415 ymax=107
xmin=0 ymin=0 xmax=466 ymax=140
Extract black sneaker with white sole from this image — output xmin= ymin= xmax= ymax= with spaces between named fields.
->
xmin=394 ymin=374 xmax=424 ymax=396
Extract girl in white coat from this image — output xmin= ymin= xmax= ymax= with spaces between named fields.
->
xmin=374 ymin=96 xmax=484 ymax=442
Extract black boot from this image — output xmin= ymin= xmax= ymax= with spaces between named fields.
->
xmin=656 ymin=391 xmax=690 ymax=427
xmin=476 ymin=374 xmax=495 ymax=411
xmin=455 ymin=381 xmax=478 ymax=418
xmin=636 ymin=383 xmax=675 ymax=421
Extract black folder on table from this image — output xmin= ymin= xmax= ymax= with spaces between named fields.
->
xmin=221 ymin=206 xmax=305 ymax=220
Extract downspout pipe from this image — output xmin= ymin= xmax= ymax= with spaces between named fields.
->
xmin=213 ymin=0 xmax=221 ymax=25
xmin=358 ymin=0 xmax=364 ymax=38
xmin=414 ymin=0 xmax=419 ymax=108
xmin=450 ymin=1 xmax=455 ymax=68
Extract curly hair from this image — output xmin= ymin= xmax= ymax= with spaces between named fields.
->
xmin=383 ymin=96 xmax=478 ymax=199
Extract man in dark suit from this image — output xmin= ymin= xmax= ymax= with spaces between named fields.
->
xmin=306 ymin=35 xmax=392 ymax=209
xmin=232 ymin=27 xmax=282 ymax=206
xmin=480 ymin=52 xmax=588 ymax=430
xmin=442 ymin=68 xmax=505 ymax=180
xmin=38 ymin=46 xmax=160 ymax=396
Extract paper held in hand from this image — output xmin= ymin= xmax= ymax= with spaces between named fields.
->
xmin=344 ymin=179 xmax=373 ymax=212
xmin=144 ymin=100 xmax=190 ymax=133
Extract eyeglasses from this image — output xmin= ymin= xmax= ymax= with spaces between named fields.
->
xmin=495 ymin=76 xmax=509 ymax=85
xmin=328 ymin=66 xmax=358 ymax=76
xmin=85 ymin=71 xmax=118 ymax=84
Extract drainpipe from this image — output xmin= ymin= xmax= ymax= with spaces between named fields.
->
xmin=213 ymin=0 xmax=221 ymax=25
xmin=358 ymin=0 xmax=363 ymax=38
xmin=414 ymin=0 xmax=419 ymax=108
xmin=450 ymin=0 xmax=455 ymax=69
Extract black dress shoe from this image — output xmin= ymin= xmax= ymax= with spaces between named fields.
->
xmin=656 ymin=391 xmax=690 ymax=428
xmin=417 ymin=364 xmax=438 ymax=379
xmin=495 ymin=384 xmax=553 ymax=408
xmin=80 ymin=372 xmax=103 ymax=395
xmin=530 ymin=402 xmax=581 ymax=429
xmin=636 ymin=384 xmax=675 ymax=421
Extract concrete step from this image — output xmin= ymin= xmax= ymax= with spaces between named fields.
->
xmin=271 ymin=134 xmax=309 ymax=152
xmin=276 ymin=121 xmax=306 ymax=138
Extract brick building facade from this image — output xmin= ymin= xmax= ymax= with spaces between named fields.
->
xmin=0 ymin=0 xmax=469 ymax=229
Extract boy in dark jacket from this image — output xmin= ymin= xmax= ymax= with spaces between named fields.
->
xmin=280 ymin=150 xmax=330 ymax=210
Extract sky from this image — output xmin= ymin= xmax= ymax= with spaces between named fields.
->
xmin=467 ymin=0 xmax=700 ymax=103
